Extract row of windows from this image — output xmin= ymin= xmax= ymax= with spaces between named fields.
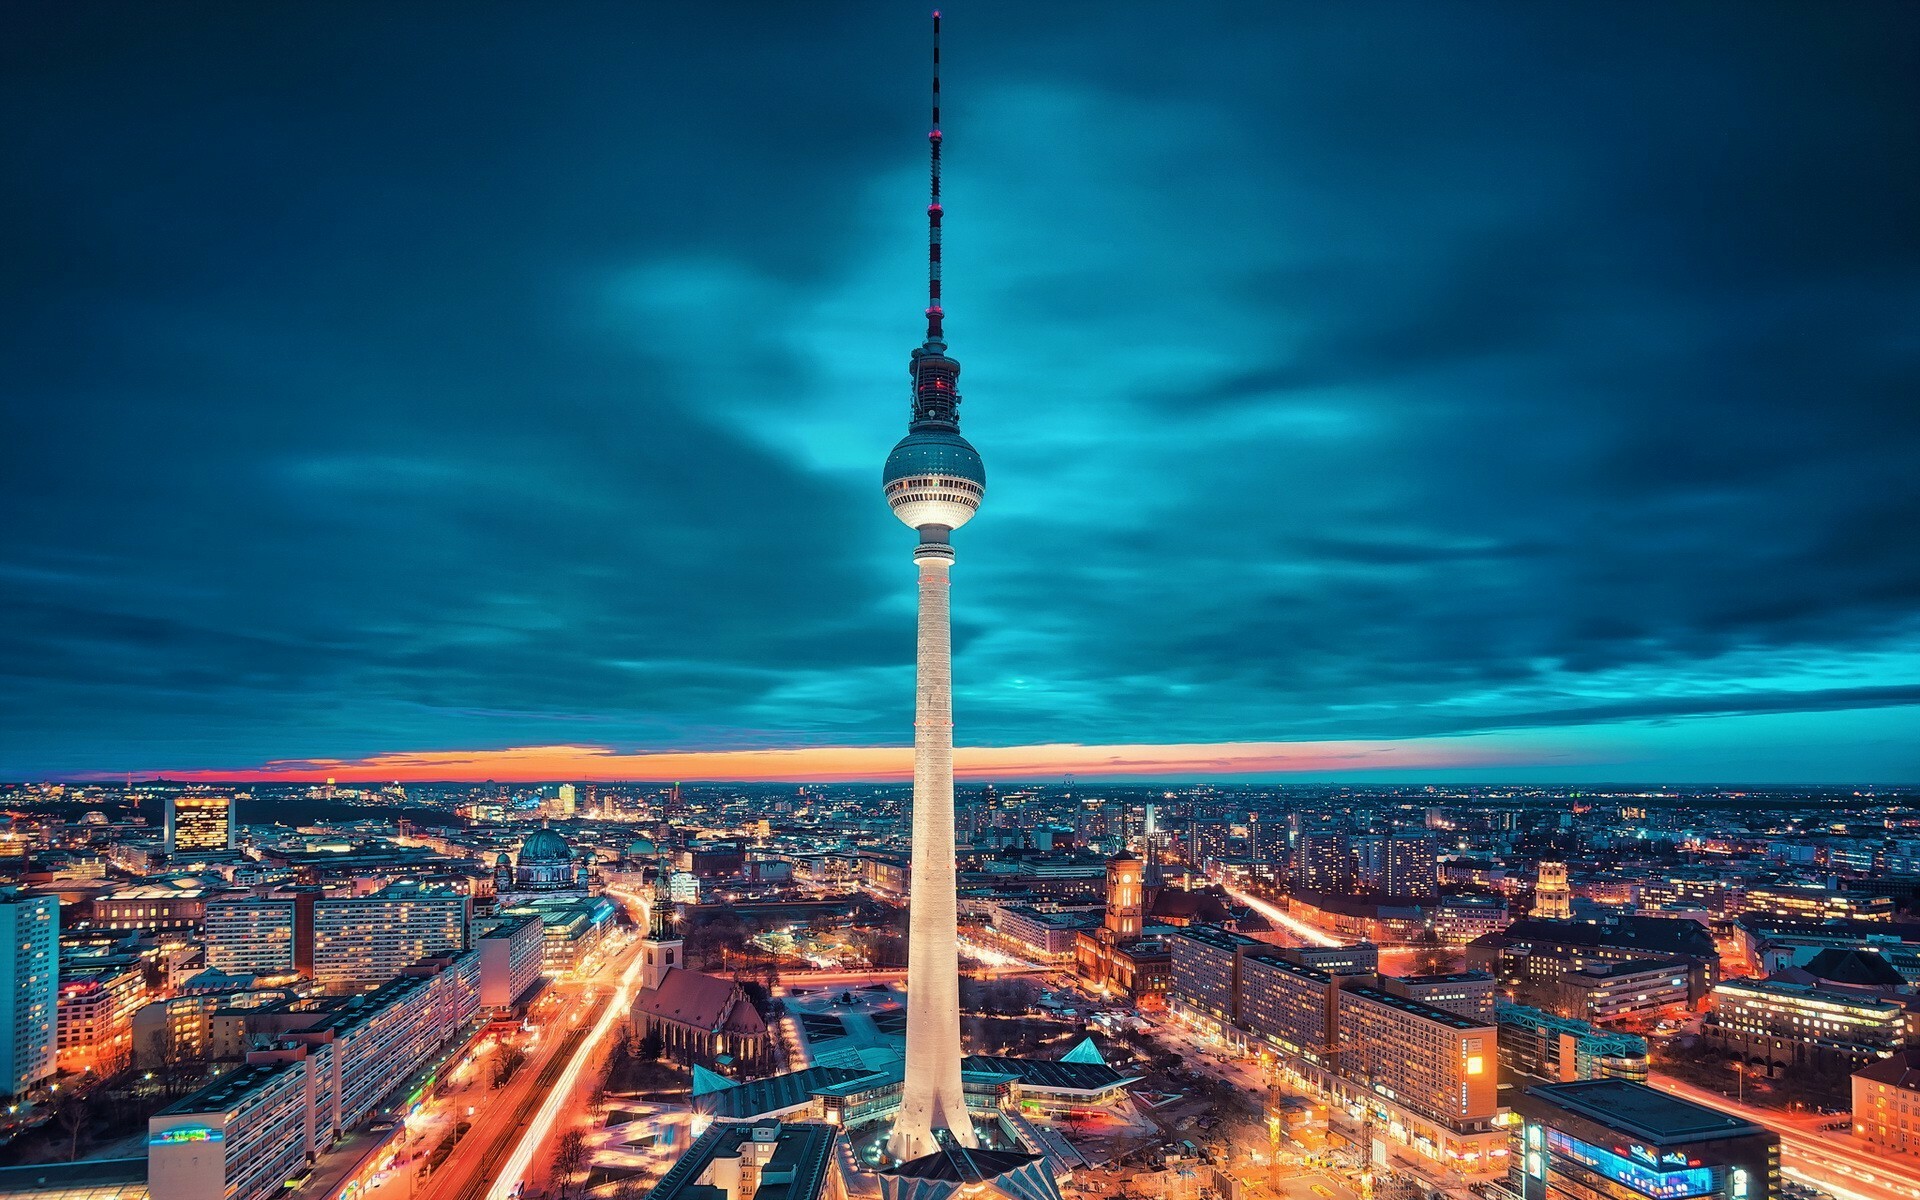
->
xmin=887 ymin=476 xmax=982 ymax=496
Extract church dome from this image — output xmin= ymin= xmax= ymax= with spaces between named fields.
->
xmin=518 ymin=829 xmax=572 ymax=862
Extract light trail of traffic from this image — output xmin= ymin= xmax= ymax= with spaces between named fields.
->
xmin=1224 ymin=885 xmax=1341 ymax=947
xmin=485 ymin=940 xmax=645 ymax=1198
xmin=1651 ymin=1075 xmax=1920 ymax=1200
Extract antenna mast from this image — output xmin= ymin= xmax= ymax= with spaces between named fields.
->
xmin=926 ymin=10 xmax=944 ymax=346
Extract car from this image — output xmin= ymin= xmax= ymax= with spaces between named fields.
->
xmin=1313 ymin=1186 xmax=1335 ymax=1198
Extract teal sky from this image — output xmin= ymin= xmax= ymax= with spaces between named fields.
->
xmin=3 ymin=3 xmax=1918 ymax=782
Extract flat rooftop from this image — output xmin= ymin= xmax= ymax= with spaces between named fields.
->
xmin=1529 ymin=1079 xmax=1765 ymax=1145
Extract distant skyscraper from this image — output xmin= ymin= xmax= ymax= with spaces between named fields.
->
xmin=0 ymin=888 xmax=58 ymax=1096
xmin=885 ymin=12 xmax=984 ymax=1162
xmin=164 ymin=794 xmax=235 ymax=856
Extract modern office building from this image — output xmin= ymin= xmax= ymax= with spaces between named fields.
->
xmin=1558 ymin=958 xmax=1691 ymax=1024
xmin=310 ymin=886 xmax=469 ymax=993
xmin=1497 ymin=1002 xmax=1649 ymax=1083
xmin=1743 ymin=883 xmax=1895 ymax=924
xmin=1382 ymin=971 xmax=1496 ymax=1021
xmin=92 ymin=883 xmax=209 ymax=932
xmin=992 ymin=904 xmax=1095 ymax=962
xmin=1468 ymin=915 xmax=1720 ymax=1006
xmin=164 ymin=794 xmax=237 ymax=855
xmin=1436 ymin=894 xmax=1511 ymax=944
xmin=1703 ymin=975 xmax=1908 ymax=1074
xmin=1510 ymin=1079 xmax=1777 ymax=1200
xmin=0 ymin=889 xmax=59 ymax=1095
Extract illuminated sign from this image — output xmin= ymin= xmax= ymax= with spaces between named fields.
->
xmin=150 ymin=1125 xmax=225 ymax=1145
xmin=1547 ymin=1131 xmax=1713 ymax=1199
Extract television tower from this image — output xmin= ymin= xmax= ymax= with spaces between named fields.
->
xmin=884 ymin=10 xmax=985 ymax=1162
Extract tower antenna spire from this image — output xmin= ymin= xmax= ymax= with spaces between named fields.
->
xmin=926 ymin=10 xmax=945 ymax=346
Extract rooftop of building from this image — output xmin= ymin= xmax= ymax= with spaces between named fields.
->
xmin=0 ymin=1156 xmax=146 ymax=1199
xmin=1524 ymin=1079 xmax=1766 ymax=1145
xmin=1483 ymin=914 xmax=1717 ymax=957
xmin=157 ymin=1057 xmax=301 ymax=1117
xmin=961 ymin=1053 xmax=1143 ymax=1094
xmin=1800 ymin=947 xmax=1908 ymax=987
xmin=1716 ymin=974 xmax=1908 ymax=1011
xmin=1171 ymin=924 xmax=1262 ymax=952
xmin=1855 ymin=1047 xmax=1920 ymax=1090
xmin=1392 ymin=971 xmax=1494 ymax=986
xmin=1341 ymin=985 xmax=1492 ymax=1031
xmin=645 ymin=1120 xmax=838 ymax=1200
xmin=1001 ymin=905 xmax=1097 ymax=928
xmin=1565 ymin=957 xmax=1689 ymax=980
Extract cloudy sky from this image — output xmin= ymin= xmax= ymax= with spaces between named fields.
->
xmin=5 ymin=3 xmax=1917 ymax=783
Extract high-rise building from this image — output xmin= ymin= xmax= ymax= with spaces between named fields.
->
xmin=882 ymin=12 xmax=986 ymax=1164
xmin=1383 ymin=832 xmax=1439 ymax=900
xmin=0 ymin=889 xmax=58 ymax=1095
xmin=1293 ymin=830 xmax=1356 ymax=894
xmin=165 ymin=794 xmax=236 ymax=855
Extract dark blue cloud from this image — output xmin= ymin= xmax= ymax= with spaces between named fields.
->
xmin=2 ymin=2 xmax=1917 ymax=779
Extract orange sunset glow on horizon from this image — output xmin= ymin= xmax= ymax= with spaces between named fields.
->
xmin=98 ymin=736 xmax=1553 ymax=784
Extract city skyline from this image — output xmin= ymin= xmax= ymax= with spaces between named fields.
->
xmin=6 ymin=4 xmax=1918 ymax=783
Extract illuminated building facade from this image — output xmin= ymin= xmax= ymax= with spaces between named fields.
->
xmin=1510 ymin=1079 xmax=1777 ymax=1200
xmin=1381 ymin=971 xmax=1496 ymax=1021
xmin=0 ymin=889 xmax=59 ymax=1095
xmin=55 ymin=961 xmax=147 ymax=1075
xmin=1852 ymin=1049 xmax=1920 ymax=1155
xmin=204 ymin=896 xmax=299 ymax=977
xmin=164 ymin=794 xmax=236 ymax=855
xmin=309 ymin=886 xmax=469 ymax=993
xmin=1533 ymin=862 xmax=1573 ymax=920
xmin=1498 ymin=1002 xmax=1650 ymax=1083
xmin=1703 ymin=975 xmax=1907 ymax=1074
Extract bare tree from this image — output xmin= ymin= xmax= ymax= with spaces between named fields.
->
xmin=553 ymin=1128 xmax=589 ymax=1197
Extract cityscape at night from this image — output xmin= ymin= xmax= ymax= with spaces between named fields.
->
xmin=3 ymin=6 xmax=1918 ymax=1200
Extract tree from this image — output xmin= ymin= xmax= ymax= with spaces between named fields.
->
xmin=54 ymin=1093 xmax=91 ymax=1162
xmin=638 ymin=1027 xmax=664 ymax=1062
xmin=553 ymin=1128 xmax=589 ymax=1196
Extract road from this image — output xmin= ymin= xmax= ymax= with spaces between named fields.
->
xmin=1223 ymin=886 xmax=1342 ymax=948
xmin=1650 ymin=1075 xmax=1920 ymax=1200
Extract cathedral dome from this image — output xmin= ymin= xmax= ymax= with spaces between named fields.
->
xmin=518 ymin=829 xmax=572 ymax=862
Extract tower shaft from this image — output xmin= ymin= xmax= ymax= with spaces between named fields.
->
xmin=889 ymin=549 xmax=977 ymax=1160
